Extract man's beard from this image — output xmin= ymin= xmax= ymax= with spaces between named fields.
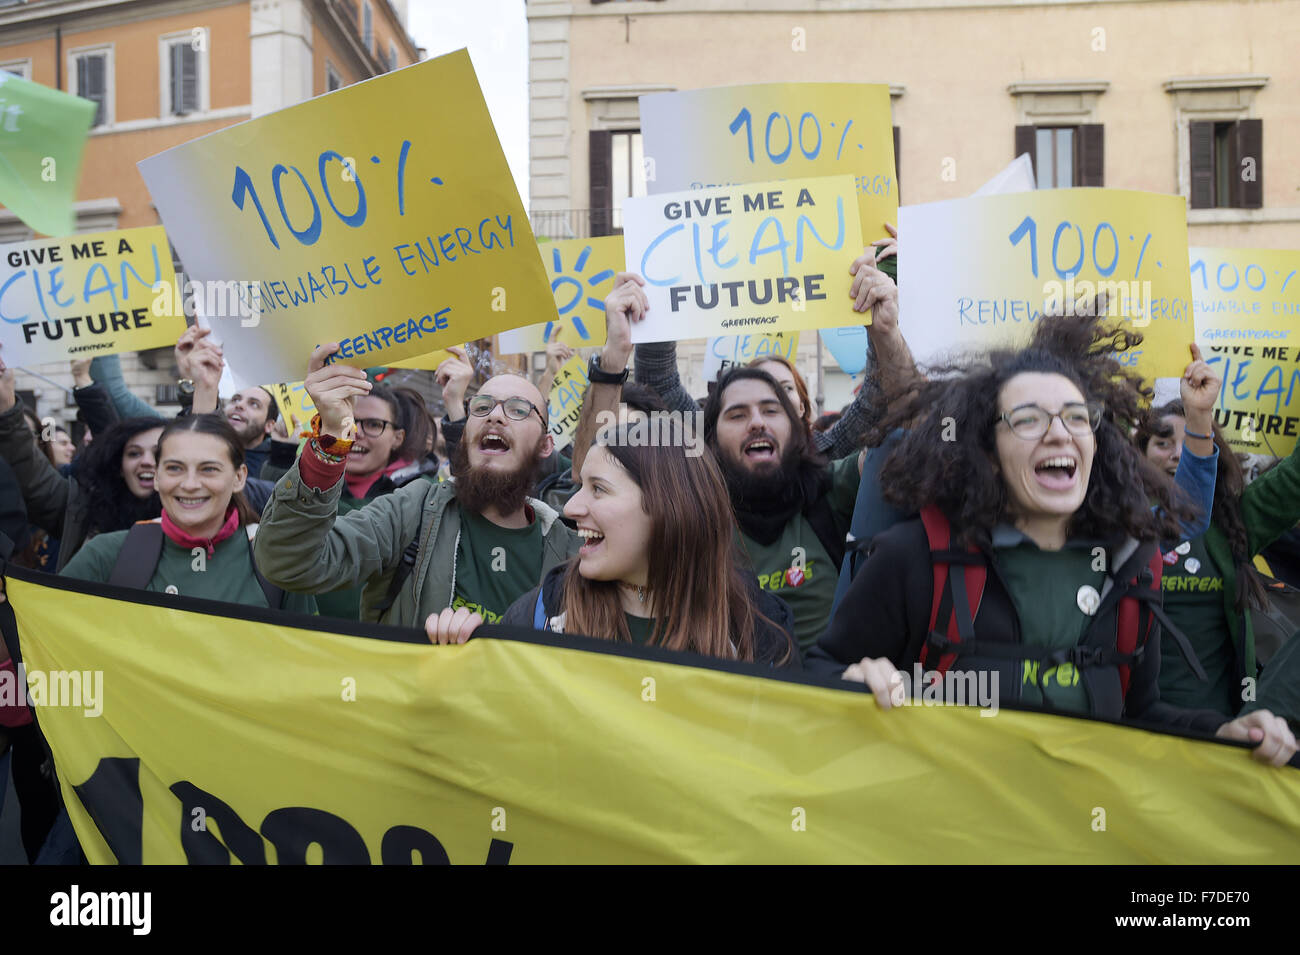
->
xmin=717 ymin=439 xmax=802 ymax=505
xmin=228 ymin=414 xmax=264 ymax=447
xmin=450 ymin=432 xmax=546 ymax=516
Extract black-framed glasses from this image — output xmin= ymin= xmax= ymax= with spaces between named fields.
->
xmin=466 ymin=394 xmax=546 ymax=426
xmin=356 ymin=418 xmax=397 ymax=438
xmin=997 ymin=402 xmax=1102 ymax=440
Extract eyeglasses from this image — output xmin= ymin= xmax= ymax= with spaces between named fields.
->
xmin=356 ymin=418 xmax=397 ymax=438
xmin=466 ymin=394 xmax=546 ymax=426
xmin=997 ymin=402 xmax=1102 ymax=440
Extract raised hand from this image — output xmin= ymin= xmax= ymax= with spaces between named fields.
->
xmin=305 ymin=344 xmax=370 ymax=439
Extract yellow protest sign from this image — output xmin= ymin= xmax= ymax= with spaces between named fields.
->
xmin=639 ymin=83 xmax=897 ymax=239
xmin=382 ymin=348 xmax=455 ymax=371
xmin=9 ymin=569 xmax=1300 ymax=864
xmin=622 ymin=176 xmax=863 ymax=342
xmin=498 ymin=236 xmax=623 ymax=354
xmin=266 ymin=381 xmax=317 ymax=435
xmin=0 ymin=226 xmax=184 ymax=365
xmin=548 ymin=353 xmax=589 ymax=447
xmin=899 ymin=189 xmax=1194 ymax=381
xmin=137 ymin=49 xmax=551 ymax=387
xmin=703 ymin=331 xmax=800 ymax=381
xmin=1191 ymin=247 xmax=1300 ymax=455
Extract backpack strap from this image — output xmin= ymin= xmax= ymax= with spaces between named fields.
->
xmin=243 ymin=525 xmax=286 ymax=611
xmin=917 ymin=506 xmax=988 ymax=676
xmin=108 ymin=522 xmax=165 ymax=589
xmin=373 ymin=533 xmax=422 ymax=615
xmin=532 ymin=589 xmax=547 ymax=629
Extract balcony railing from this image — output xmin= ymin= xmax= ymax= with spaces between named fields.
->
xmin=529 ymin=208 xmax=617 ymax=242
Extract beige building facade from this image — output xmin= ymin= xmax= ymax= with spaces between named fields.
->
xmin=0 ymin=0 xmax=420 ymax=420
xmin=527 ymin=0 xmax=1300 ymax=408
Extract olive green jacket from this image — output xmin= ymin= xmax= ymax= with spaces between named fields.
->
xmin=252 ymin=458 xmax=580 ymax=627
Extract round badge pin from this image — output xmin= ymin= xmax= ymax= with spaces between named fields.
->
xmin=165 ymin=585 xmax=179 ymax=595
xmin=1175 ymin=541 xmax=1192 ymax=555
xmin=1184 ymin=557 xmax=1201 ymax=575
xmin=1077 ymin=585 xmax=1101 ymax=616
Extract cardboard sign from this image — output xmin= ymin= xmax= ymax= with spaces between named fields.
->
xmin=137 ymin=49 xmax=552 ymax=386
xmin=498 ymin=237 xmax=623 ymax=353
xmin=266 ymin=380 xmax=317 ymax=436
xmin=1191 ymin=247 xmax=1300 ymax=455
xmin=703 ymin=331 xmax=800 ymax=382
xmin=0 ymin=71 xmax=96 ymax=237
xmin=0 ymin=226 xmax=185 ymax=365
xmin=639 ymin=83 xmax=897 ymax=239
xmin=548 ymin=353 xmax=590 ymax=448
xmin=899 ymin=189 xmax=1194 ymax=381
xmin=382 ymin=348 xmax=455 ymax=371
xmin=622 ymin=176 xmax=864 ymax=342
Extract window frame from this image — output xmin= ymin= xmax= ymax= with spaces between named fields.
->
xmin=67 ymin=43 xmax=114 ymax=128
xmin=362 ymin=1 xmax=374 ymax=52
xmin=158 ymin=28 xmax=211 ymax=119
xmin=0 ymin=58 xmax=32 ymax=80
xmin=326 ymin=61 xmax=342 ymax=93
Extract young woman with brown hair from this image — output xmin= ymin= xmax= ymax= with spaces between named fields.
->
xmin=425 ymin=422 xmax=798 ymax=668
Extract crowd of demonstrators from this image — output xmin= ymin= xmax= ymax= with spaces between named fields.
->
xmin=429 ymin=421 xmax=798 ymax=667
xmin=252 ymin=344 xmax=581 ymax=627
xmin=806 ymin=309 xmax=1296 ymax=766
xmin=1136 ymin=398 xmax=1300 ymax=725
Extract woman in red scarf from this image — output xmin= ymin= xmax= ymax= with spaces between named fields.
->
xmin=58 ymin=415 xmax=316 ymax=613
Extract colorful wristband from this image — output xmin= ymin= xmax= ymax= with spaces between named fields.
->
xmin=310 ymin=412 xmax=355 ymax=456
xmin=1184 ymin=427 xmax=1212 ymax=441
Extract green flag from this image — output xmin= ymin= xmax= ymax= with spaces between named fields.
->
xmin=0 ymin=70 xmax=95 ymax=237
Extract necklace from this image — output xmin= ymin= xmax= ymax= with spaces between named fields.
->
xmin=621 ymin=582 xmax=647 ymax=603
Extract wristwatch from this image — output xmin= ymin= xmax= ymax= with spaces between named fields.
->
xmin=177 ymin=378 xmax=196 ymax=399
xmin=587 ymin=355 xmax=629 ymax=386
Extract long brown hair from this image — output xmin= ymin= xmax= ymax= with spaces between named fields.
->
xmin=156 ymin=414 xmax=259 ymax=526
xmin=562 ymin=422 xmax=789 ymax=664
xmin=1135 ymin=399 xmax=1269 ymax=613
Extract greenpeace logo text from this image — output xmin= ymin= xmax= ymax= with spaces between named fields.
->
xmin=50 ymin=885 xmax=151 ymax=935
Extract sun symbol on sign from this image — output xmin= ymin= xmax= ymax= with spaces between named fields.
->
xmin=545 ymin=244 xmax=615 ymax=342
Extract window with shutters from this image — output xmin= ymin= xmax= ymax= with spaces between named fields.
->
xmin=1013 ymin=124 xmax=1104 ymax=188
xmin=0 ymin=59 xmax=31 ymax=80
xmin=159 ymin=30 xmax=209 ymax=119
xmin=68 ymin=46 xmax=113 ymax=128
xmin=363 ymin=2 xmax=374 ymax=52
xmin=1188 ymin=119 xmax=1263 ymax=209
xmin=327 ymin=63 xmax=342 ymax=92
xmin=389 ymin=42 xmax=398 ymax=72
xmin=589 ymin=129 xmax=645 ymax=236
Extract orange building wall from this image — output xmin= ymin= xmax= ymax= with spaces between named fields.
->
xmin=314 ymin=22 xmax=362 ymax=93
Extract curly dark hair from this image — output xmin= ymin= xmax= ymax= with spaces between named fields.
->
xmin=875 ymin=312 xmax=1196 ymax=548
xmin=1136 ymin=399 xmax=1268 ymax=613
xmin=75 ymin=416 xmax=164 ymax=536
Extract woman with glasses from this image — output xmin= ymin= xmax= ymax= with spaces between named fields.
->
xmin=808 ymin=312 xmax=1296 ymax=764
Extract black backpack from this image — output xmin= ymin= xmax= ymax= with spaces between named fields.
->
xmin=107 ymin=521 xmax=286 ymax=609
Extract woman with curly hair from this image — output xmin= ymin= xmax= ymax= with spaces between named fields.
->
xmin=808 ymin=314 xmax=1295 ymax=766
xmin=1136 ymin=399 xmax=1300 ymax=723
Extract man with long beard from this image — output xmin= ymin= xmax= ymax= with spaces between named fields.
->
xmin=702 ymin=366 xmax=862 ymax=657
xmin=254 ymin=344 xmax=579 ymax=627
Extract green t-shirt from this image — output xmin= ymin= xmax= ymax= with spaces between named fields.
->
xmin=1158 ymin=537 xmax=1237 ymax=717
xmin=60 ymin=526 xmax=317 ymax=614
xmin=624 ymin=613 xmax=656 ymax=646
xmin=995 ymin=541 xmax=1101 ymax=713
xmin=740 ymin=455 xmax=860 ymax=655
xmin=451 ymin=509 xmax=544 ymax=623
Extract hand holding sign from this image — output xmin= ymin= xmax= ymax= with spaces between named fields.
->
xmin=603 ymin=272 xmax=649 ymax=371
xmin=434 ymin=345 xmax=474 ymax=421
xmin=306 ymin=344 xmax=371 ymax=438
xmin=871 ymin=222 xmax=898 ymax=264
xmin=849 ymin=247 xmax=894 ymax=327
xmin=1181 ymin=344 xmax=1221 ymax=416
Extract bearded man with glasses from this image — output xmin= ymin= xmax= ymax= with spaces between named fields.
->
xmin=254 ymin=344 xmax=580 ymax=627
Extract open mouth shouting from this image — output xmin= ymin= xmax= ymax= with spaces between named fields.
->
xmin=1034 ymin=454 xmax=1079 ymax=491
xmin=742 ymin=434 xmax=779 ymax=463
xmin=136 ymin=469 xmax=155 ymax=492
xmin=576 ymin=526 xmax=604 ymax=556
xmin=478 ymin=430 xmax=512 ymax=456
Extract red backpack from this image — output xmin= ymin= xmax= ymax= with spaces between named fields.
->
xmin=915 ymin=505 xmax=1202 ymax=707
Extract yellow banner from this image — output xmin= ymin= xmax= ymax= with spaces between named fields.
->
xmin=1191 ymin=247 xmax=1300 ymax=456
xmin=498 ymin=237 xmax=623 ymax=354
xmin=639 ymin=83 xmax=897 ymax=240
xmin=0 ymin=227 xmax=184 ymax=365
xmin=8 ymin=570 xmax=1300 ymax=863
xmin=137 ymin=50 xmax=551 ymax=387
xmin=623 ymin=176 xmax=864 ymax=341
xmin=265 ymin=381 xmax=317 ymax=435
xmin=548 ymin=353 xmax=590 ymax=447
xmin=900 ymin=189 xmax=1195 ymax=382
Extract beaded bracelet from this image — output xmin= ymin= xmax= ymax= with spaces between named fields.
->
xmin=307 ymin=438 xmax=347 ymax=466
xmin=309 ymin=412 xmax=355 ymax=456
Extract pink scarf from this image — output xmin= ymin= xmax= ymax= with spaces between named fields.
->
xmin=345 ymin=456 xmax=412 ymax=500
xmin=161 ymin=502 xmax=241 ymax=558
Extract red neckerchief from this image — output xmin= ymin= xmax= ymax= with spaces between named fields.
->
xmin=345 ymin=456 xmax=412 ymax=499
xmin=161 ymin=502 xmax=241 ymax=558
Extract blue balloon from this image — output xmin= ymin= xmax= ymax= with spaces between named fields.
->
xmin=823 ymin=326 xmax=869 ymax=375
